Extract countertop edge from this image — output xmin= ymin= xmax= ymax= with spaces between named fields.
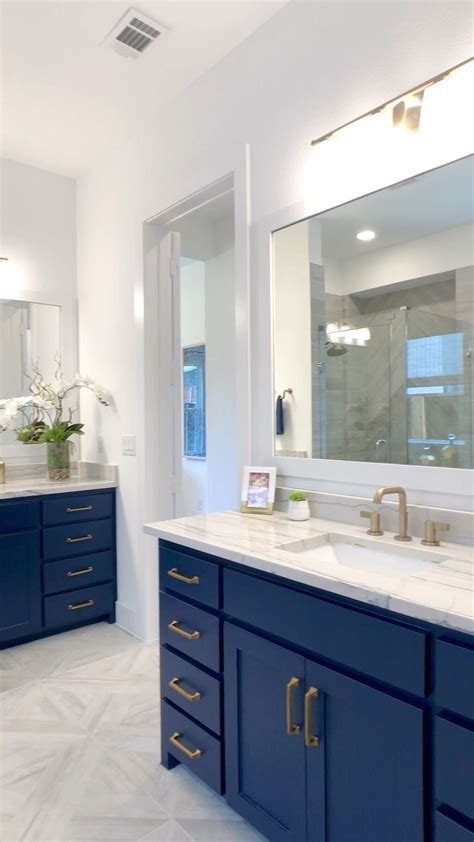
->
xmin=144 ymin=520 xmax=474 ymax=636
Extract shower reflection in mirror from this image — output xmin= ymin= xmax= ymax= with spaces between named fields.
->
xmin=273 ymin=155 xmax=473 ymax=468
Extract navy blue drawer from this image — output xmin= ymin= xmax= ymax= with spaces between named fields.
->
xmin=436 ymin=639 xmax=474 ymax=721
xmin=160 ymin=592 xmax=220 ymax=672
xmin=44 ymin=582 xmax=114 ymax=628
xmin=223 ymin=568 xmax=426 ymax=696
xmin=161 ymin=701 xmax=222 ymax=794
xmin=435 ymin=812 xmax=474 ymax=842
xmin=43 ymin=550 xmax=114 ymax=595
xmin=160 ymin=545 xmax=220 ymax=609
xmin=435 ymin=715 xmax=474 ymax=819
xmin=43 ymin=518 xmax=113 ymax=560
xmin=161 ymin=646 xmax=221 ymax=735
xmin=0 ymin=501 xmax=39 ymax=533
xmin=42 ymin=493 xmax=113 ymax=526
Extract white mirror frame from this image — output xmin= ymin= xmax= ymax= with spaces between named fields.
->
xmin=0 ymin=288 xmax=78 ymax=459
xmin=251 ymin=163 xmax=473 ymax=512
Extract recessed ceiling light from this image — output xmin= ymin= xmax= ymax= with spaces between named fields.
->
xmin=356 ymin=230 xmax=376 ymax=241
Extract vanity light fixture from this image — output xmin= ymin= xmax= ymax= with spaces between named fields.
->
xmin=326 ymin=323 xmax=371 ymax=347
xmin=310 ymin=57 xmax=473 ymax=147
xmin=356 ymin=230 xmax=376 ymax=242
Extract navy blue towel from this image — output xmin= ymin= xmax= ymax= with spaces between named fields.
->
xmin=276 ymin=395 xmax=284 ymax=435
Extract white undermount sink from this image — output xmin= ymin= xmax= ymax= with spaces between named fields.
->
xmin=278 ymin=532 xmax=450 ymax=578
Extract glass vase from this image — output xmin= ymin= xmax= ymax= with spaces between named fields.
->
xmin=47 ymin=441 xmax=71 ymax=481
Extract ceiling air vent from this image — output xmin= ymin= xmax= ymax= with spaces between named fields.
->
xmin=103 ymin=8 xmax=166 ymax=59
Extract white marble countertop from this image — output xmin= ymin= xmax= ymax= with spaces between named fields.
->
xmin=0 ymin=477 xmax=117 ymax=499
xmin=144 ymin=510 xmax=474 ymax=635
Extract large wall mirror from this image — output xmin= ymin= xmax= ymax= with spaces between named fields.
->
xmin=273 ymin=156 xmax=473 ymax=469
xmin=0 ymin=299 xmax=62 ymax=444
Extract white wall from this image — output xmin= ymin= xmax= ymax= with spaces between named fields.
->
xmin=76 ymin=0 xmax=473 ymax=639
xmin=0 ymin=158 xmax=76 ymax=298
xmin=274 ymin=222 xmax=312 ymax=456
xmin=336 ymin=223 xmax=474 ymax=296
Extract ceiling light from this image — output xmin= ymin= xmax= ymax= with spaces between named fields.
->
xmin=356 ymin=230 xmax=376 ymax=242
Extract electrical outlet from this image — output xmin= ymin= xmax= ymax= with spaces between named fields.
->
xmin=97 ymin=435 xmax=104 ymax=455
xmin=121 ymin=435 xmax=136 ymax=456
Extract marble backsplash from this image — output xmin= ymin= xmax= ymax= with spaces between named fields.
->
xmin=275 ymin=486 xmax=473 ymax=547
xmin=3 ymin=460 xmax=118 ymax=484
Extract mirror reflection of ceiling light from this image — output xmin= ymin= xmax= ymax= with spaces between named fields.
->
xmin=356 ymin=230 xmax=376 ymax=241
xmin=326 ymin=323 xmax=371 ymax=347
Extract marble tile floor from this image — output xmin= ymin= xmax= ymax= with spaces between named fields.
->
xmin=0 ymin=623 xmax=265 ymax=842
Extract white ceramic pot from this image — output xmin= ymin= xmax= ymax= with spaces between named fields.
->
xmin=287 ymin=499 xmax=310 ymax=521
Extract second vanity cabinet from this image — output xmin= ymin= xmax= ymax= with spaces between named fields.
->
xmin=0 ymin=488 xmax=116 ymax=648
xmin=158 ymin=539 xmax=474 ymax=842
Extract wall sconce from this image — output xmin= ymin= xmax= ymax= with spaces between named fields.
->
xmin=310 ymin=57 xmax=473 ymax=147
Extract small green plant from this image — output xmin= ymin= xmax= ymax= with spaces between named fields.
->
xmin=39 ymin=421 xmax=85 ymax=443
xmin=289 ymin=490 xmax=307 ymax=502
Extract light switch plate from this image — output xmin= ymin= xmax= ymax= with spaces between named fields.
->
xmin=121 ymin=434 xmax=136 ymax=456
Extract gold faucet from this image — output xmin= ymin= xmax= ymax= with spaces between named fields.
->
xmin=372 ymin=486 xmax=412 ymax=542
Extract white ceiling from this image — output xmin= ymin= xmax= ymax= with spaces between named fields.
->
xmin=1 ymin=0 xmax=285 ymax=177
xmin=317 ymin=156 xmax=474 ymax=259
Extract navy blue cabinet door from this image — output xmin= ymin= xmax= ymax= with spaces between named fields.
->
xmin=305 ymin=660 xmax=424 ymax=842
xmin=0 ymin=531 xmax=41 ymax=644
xmin=224 ymin=623 xmax=307 ymax=842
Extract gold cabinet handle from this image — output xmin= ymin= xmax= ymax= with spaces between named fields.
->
xmin=167 ymin=567 xmax=200 ymax=585
xmin=66 ymin=534 xmax=93 ymax=544
xmin=66 ymin=505 xmax=93 ymax=513
xmin=67 ymin=566 xmax=94 ymax=577
xmin=68 ymin=599 xmax=94 ymax=611
xmin=286 ymin=677 xmax=301 ymax=735
xmin=304 ymin=686 xmax=320 ymax=747
xmin=169 ymin=731 xmax=202 ymax=760
xmin=169 ymin=677 xmax=201 ymax=702
xmin=168 ymin=619 xmax=201 ymax=640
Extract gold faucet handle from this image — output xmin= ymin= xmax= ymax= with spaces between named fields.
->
xmin=421 ymin=520 xmax=450 ymax=547
xmin=360 ymin=510 xmax=383 ymax=536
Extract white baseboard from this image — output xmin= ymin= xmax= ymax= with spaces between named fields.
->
xmin=115 ymin=601 xmax=143 ymax=640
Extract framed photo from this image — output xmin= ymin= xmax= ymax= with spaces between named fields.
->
xmin=240 ymin=466 xmax=276 ymax=515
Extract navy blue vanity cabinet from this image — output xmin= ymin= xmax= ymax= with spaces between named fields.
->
xmin=0 ymin=502 xmax=41 ymax=643
xmin=0 ymin=488 xmax=116 ymax=648
xmin=158 ymin=539 xmax=474 ymax=842
xmin=224 ymin=623 xmax=307 ymax=842
xmin=434 ymin=637 xmax=474 ymax=840
xmin=159 ymin=546 xmax=224 ymax=794
xmin=224 ymin=622 xmax=424 ymax=842
xmin=305 ymin=659 xmax=424 ymax=842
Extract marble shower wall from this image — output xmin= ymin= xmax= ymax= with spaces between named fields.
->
xmin=310 ymin=273 xmax=473 ymax=468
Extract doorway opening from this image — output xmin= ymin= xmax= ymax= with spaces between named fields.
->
xmin=144 ymin=175 xmax=243 ymax=520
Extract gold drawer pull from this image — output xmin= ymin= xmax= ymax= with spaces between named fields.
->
xmin=169 ymin=677 xmax=201 ymax=702
xmin=66 ymin=534 xmax=92 ymax=544
xmin=169 ymin=731 xmax=202 ymax=760
xmin=304 ymin=686 xmax=320 ymax=747
xmin=286 ymin=677 xmax=301 ymax=735
xmin=68 ymin=599 xmax=94 ymax=611
xmin=66 ymin=505 xmax=93 ymax=513
xmin=168 ymin=619 xmax=201 ymax=640
xmin=167 ymin=567 xmax=200 ymax=585
xmin=67 ymin=566 xmax=94 ymax=577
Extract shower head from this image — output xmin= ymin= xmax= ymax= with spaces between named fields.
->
xmin=326 ymin=341 xmax=348 ymax=357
